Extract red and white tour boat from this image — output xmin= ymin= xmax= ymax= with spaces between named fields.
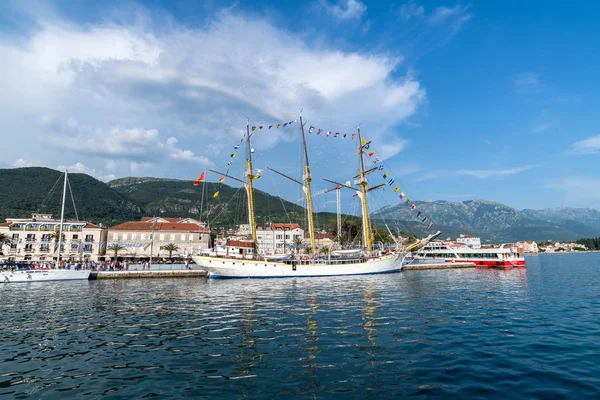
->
xmin=406 ymin=241 xmax=526 ymax=268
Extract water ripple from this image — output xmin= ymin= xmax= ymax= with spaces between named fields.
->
xmin=1 ymin=254 xmax=600 ymax=398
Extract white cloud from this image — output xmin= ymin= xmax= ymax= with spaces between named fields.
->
xmin=569 ymin=134 xmax=600 ymax=155
xmin=55 ymin=161 xmax=115 ymax=181
xmin=0 ymin=8 xmax=425 ymax=182
xmin=323 ymin=0 xmax=367 ymax=21
xmin=531 ymin=123 xmax=552 ymax=134
xmin=398 ymin=2 xmax=425 ymax=20
xmin=417 ymin=165 xmax=538 ymax=181
xmin=427 ymin=5 xmax=472 ymax=31
xmin=13 ymin=159 xmax=33 ymax=168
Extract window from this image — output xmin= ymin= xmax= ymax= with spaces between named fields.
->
xmin=25 ymin=244 xmax=33 ymax=251
xmin=276 ymin=234 xmax=282 ymax=240
xmin=131 ymin=233 xmax=137 ymax=240
xmin=71 ymin=243 xmax=80 ymax=250
xmin=294 ymin=235 xmax=300 ymax=240
xmin=85 ymin=235 xmax=93 ymax=242
xmin=189 ymin=234 xmax=193 ymax=241
xmin=84 ymin=245 xmax=93 ymax=252
xmin=141 ymin=234 xmax=146 ymax=240
xmin=181 ymin=234 xmax=186 ymax=241
xmin=42 ymin=234 xmax=50 ymax=241
xmin=12 ymin=234 xmax=19 ymax=239
xmin=122 ymin=233 xmax=127 ymax=240
xmin=285 ymin=235 xmax=290 ymax=240
xmin=160 ymin=234 xmax=165 ymax=241
xmin=72 ymin=234 xmax=78 ymax=240
xmin=170 ymin=234 xmax=175 ymax=241
xmin=113 ymin=233 xmax=119 ymax=240
xmin=26 ymin=234 xmax=35 ymax=240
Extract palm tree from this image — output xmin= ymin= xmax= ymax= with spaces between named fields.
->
xmin=49 ymin=228 xmax=64 ymax=253
xmin=108 ymin=243 xmax=126 ymax=261
xmin=0 ymin=233 xmax=11 ymax=255
xmin=292 ymin=238 xmax=304 ymax=255
xmin=319 ymin=247 xmax=330 ymax=256
xmin=163 ymin=243 xmax=180 ymax=261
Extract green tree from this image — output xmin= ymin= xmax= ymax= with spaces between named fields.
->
xmin=49 ymin=228 xmax=65 ymax=253
xmin=108 ymin=243 xmax=126 ymax=260
xmin=292 ymin=238 xmax=303 ymax=255
xmin=163 ymin=243 xmax=180 ymax=260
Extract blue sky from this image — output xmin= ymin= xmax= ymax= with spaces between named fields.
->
xmin=1 ymin=0 xmax=599 ymax=215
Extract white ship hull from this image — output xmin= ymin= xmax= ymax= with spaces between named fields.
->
xmin=1 ymin=269 xmax=90 ymax=283
xmin=191 ymin=254 xmax=402 ymax=278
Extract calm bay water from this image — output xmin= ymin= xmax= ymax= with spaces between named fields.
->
xmin=1 ymin=254 xmax=600 ymax=399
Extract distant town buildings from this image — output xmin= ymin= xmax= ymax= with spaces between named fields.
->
xmin=237 ymin=223 xmax=304 ymax=255
xmin=0 ymin=214 xmax=107 ymax=262
xmin=107 ymin=217 xmax=210 ymax=260
xmin=516 ymin=241 xmax=539 ymax=253
xmin=456 ymin=234 xmax=481 ymax=249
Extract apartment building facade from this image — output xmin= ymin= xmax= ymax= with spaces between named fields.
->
xmin=107 ymin=217 xmax=210 ymax=260
xmin=0 ymin=213 xmax=107 ymax=262
xmin=237 ymin=223 xmax=305 ymax=255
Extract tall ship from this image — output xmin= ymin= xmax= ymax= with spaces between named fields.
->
xmin=192 ymin=113 xmax=404 ymax=278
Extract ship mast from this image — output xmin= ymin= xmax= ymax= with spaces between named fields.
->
xmin=245 ymin=118 xmax=260 ymax=246
xmin=299 ymin=111 xmax=316 ymax=254
xmin=356 ymin=127 xmax=372 ymax=252
xmin=56 ymin=170 xmax=68 ymax=267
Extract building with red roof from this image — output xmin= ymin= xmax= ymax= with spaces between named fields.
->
xmin=107 ymin=217 xmax=210 ymax=261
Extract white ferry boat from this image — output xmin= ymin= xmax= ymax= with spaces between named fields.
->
xmin=406 ymin=241 xmax=526 ymax=268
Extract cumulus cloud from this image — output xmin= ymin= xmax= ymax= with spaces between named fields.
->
xmin=569 ymin=134 xmax=600 ymax=155
xmin=0 ymin=7 xmax=424 ymax=182
xmin=56 ymin=162 xmax=116 ymax=181
xmin=13 ymin=159 xmax=34 ymax=168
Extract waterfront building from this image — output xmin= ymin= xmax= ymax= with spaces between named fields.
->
xmin=237 ymin=223 xmax=304 ymax=255
xmin=456 ymin=234 xmax=481 ymax=249
xmin=0 ymin=213 xmax=107 ymax=263
xmin=516 ymin=240 xmax=539 ymax=253
xmin=107 ymin=217 xmax=210 ymax=261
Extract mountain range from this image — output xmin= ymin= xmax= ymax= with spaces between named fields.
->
xmin=372 ymin=200 xmax=600 ymax=242
xmin=1 ymin=167 xmax=599 ymax=242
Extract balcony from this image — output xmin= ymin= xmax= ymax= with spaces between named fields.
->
xmin=39 ymin=248 xmax=50 ymax=253
xmin=84 ymin=238 xmax=94 ymax=243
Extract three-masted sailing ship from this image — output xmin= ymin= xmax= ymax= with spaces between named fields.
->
xmin=191 ymin=113 xmax=404 ymax=278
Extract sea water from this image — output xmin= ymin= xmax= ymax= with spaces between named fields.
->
xmin=1 ymin=253 xmax=599 ymax=399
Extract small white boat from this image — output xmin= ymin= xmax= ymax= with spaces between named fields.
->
xmin=330 ymin=249 xmax=362 ymax=257
xmin=1 ymin=265 xmax=90 ymax=283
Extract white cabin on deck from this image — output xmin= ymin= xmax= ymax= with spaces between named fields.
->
xmin=212 ymin=239 xmax=255 ymax=259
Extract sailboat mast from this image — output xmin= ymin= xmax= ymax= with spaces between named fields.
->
xmin=356 ymin=127 xmax=372 ymax=252
xmin=56 ymin=170 xmax=68 ymax=267
xmin=299 ymin=111 xmax=316 ymax=254
xmin=245 ymin=119 xmax=258 ymax=245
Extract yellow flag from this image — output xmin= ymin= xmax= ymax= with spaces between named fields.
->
xmin=213 ymin=191 xmax=219 ymax=198
xmin=394 ymin=186 xmax=400 ymax=192
xmin=219 ymin=177 xmax=225 ymax=183
xmin=361 ymin=138 xmax=367 ymax=145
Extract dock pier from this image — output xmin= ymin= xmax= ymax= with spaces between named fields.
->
xmin=89 ymin=270 xmax=208 ymax=280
